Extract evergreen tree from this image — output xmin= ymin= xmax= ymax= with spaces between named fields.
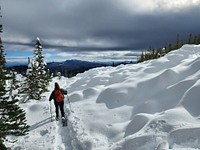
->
xmin=22 ymin=38 xmax=50 ymax=101
xmin=164 ymin=43 xmax=168 ymax=54
xmin=0 ymin=9 xmax=29 ymax=149
xmin=0 ymin=35 xmax=8 ymax=150
xmin=193 ymin=36 xmax=198 ymax=45
xmin=0 ymin=72 xmax=29 ymax=149
xmin=168 ymin=43 xmax=173 ymax=52
xmin=0 ymin=8 xmax=9 ymax=148
xmin=175 ymin=33 xmax=180 ymax=49
xmin=180 ymin=40 xmax=184 ymax=48
xmin=2 ymin=72 xmax=29 ymax=134
xmin=188 ymin=33 xmax=193 ymax=44
xmin=57 ymin=72 xmax=61 ymax=80
xmin=138 ymin=51 xmax=144 ymax=62
xmin=22 ymin=58 xmax=40 ymax=100
xmin=34 ymin=38 xmax=49 ymax=93
xmin=112 ymin=61 xmax=115 ymax=67
xmin=197 ymin=34 xmax=200 ymax=44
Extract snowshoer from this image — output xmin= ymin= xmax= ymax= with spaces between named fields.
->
xmin=49 ymin=82 xmax=67 ymax=121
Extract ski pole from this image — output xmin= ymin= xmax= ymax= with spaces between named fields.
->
xmin=49 ymin=101 xmax=53 ymax=122
xmin=66 ymin=93 xmax=73 ymax=112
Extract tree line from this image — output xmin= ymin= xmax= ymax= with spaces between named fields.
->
xmin=137 ymin=33 xmax=200 ymax=63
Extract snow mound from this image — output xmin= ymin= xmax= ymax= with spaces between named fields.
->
xmin=124 ymin=113 xmax=152 ymax=137
xmin=180 ymin=80 xmax=200 ymax=117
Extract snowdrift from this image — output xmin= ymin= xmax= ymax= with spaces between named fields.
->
xmin=67 ymin=44 xmax=200 ymax=150
xmin=6 ymin=44 xmax=200 ymax=150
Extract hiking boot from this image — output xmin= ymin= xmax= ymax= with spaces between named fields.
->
xmin=56 ymin=116 xmax=59 ymax=121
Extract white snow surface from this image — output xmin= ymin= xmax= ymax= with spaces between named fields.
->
xmin=5 ymin=44 xmax=200 ymax=150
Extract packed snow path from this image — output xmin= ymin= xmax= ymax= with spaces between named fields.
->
xmin=6 ymin=100 xmax=73 ymax=150
xmin=6 ymin=78 xmax=82 ymax=150
xmin=6 ymin=44 xmax=200 ymax=150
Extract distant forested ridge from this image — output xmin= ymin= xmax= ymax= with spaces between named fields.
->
xmin=8 ymin=59 xmax=132 ymax=78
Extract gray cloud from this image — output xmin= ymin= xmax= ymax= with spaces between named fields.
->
xmin=1 ymin=0 xmax=200 ymax=52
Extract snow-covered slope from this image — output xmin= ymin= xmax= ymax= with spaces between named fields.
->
xmin=6 ymin=44 xmax=200 ymax=150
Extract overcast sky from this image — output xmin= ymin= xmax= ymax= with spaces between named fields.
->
xmin=1 ymin=0 xmax=200 ymax=64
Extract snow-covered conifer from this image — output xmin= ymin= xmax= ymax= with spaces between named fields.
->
xmin=22 ymin=38 xmax=51 ymax=100
xmin=0 ymin=10 xmax=29 ymax=149
xmin=0 ymin=10 xmax=9 ymax=148
xmin=0 ymin=24 xmax=8 ymax=150
xmin=3 ymin=72 xmax=29 ymax=134
xmin=34 ymin=37 xmax=49 ymax=93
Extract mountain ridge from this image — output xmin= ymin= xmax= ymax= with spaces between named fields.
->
xmin=7 ymin=59 xmax=110 ymax=77
xmin=8 ymin=59 xmax=134 ymax=77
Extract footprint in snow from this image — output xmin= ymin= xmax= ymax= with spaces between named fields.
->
xmin=40 ymin=129 xmax=48 ymax=136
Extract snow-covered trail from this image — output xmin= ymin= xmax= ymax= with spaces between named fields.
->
xmin=6 ymin=77 xmax=76 ymax=150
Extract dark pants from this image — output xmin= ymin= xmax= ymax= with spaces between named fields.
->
xmin=54 ymin=101 xmax=65 ymax=117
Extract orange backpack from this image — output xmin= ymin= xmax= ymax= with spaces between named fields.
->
xmin=54 ymin=89 xmax=64 ymax=102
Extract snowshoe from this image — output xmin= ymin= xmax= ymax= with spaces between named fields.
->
xmin=61 ymin=116 xmax=68 ymax=127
